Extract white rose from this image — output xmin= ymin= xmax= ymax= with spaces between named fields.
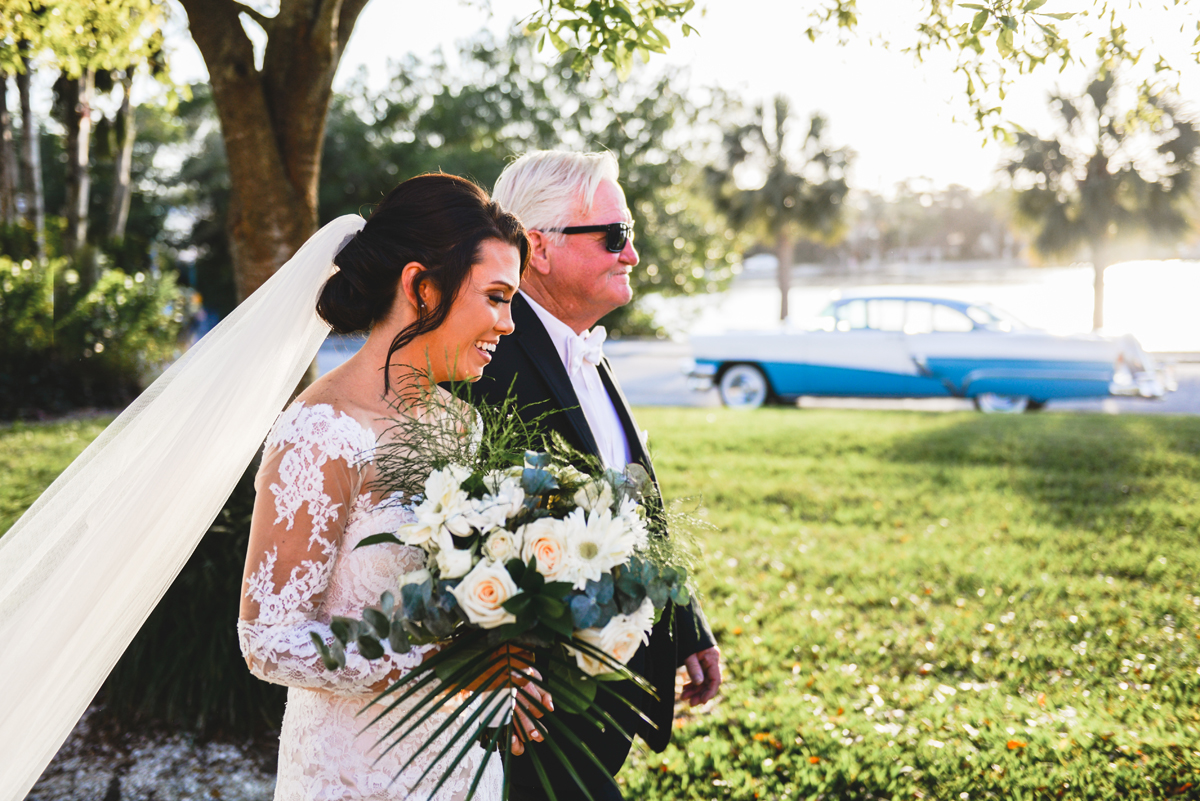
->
xmin=398 ymin=567 xmax=432 ymax=589
xmin=436 ymin=546 xmax=475 ymax=579
xmin=449 ymin=559 xmax=519 ymax=628
xmin=569 ymin=598 xmax=655 ymax=676
xmin=482 ymin=529 xmax=520 ymax=563
xmin=519 ymin=518 xmax=572 ymax=582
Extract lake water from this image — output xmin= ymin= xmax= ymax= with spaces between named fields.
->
xmin=645 ymin=259 xmax=1200 ymax=354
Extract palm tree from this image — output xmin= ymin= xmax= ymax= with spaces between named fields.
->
xmin=1004 ymin=73 xmax=1200 ymax=330
xmin=708 ymin=96 xmax=852 ymax=321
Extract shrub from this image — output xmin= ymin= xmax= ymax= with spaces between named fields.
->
xmin=0 ymin=257 xmax=186 ymax=418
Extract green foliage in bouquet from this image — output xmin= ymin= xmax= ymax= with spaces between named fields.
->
xmin=309 ymin=380 xmax=698 ymax=799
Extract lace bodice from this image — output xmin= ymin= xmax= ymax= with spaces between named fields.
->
xmin=239 ymin=402 xmax=501 ymax=800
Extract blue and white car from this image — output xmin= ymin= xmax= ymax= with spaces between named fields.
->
xmin=686 ymin=295 xmax=1174 ymax=412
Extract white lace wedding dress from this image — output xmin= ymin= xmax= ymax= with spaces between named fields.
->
xmin=238 ymin=401 xmax=502 ymax=800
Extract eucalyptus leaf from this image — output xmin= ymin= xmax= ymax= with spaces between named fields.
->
xmin=358 ymin=634 xmax=384 ymax=660
xmin=354 ymin=532 xmax=403 ymax=549
xmin=362 ymin=607 xmax=391 ymax=639
xmin=389 ymin=627 xmax=412 ymax=654
xmin=311 ymin=633 xmax=342 ymax=671
xmin=570 ymin=595 xmax=602 ymax=628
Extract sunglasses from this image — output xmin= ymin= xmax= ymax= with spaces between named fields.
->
xmin=544 ymin=222 xmax=634 ymax=253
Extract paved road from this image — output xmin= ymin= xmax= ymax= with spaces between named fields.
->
xmin=319 ymin=336 xmax=1200 ymax=414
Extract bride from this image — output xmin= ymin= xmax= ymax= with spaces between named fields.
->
xmin=0 ymin=172 xmax=549 ymax=801
xmin=238 ymin=173 xmax=553 ymax=799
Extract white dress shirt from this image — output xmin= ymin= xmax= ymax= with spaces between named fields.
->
xmin=522 ymin=292 xmax=632 ymax=470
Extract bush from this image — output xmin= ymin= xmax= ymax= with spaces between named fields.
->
xmin=0 ymin=256 xmax=186 ymax=418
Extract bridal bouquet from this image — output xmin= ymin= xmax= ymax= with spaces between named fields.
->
xmin=311 ymin=386 xmax=694 ymax=800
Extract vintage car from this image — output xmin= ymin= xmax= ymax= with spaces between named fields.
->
xmin=685 ymin=295 xmax=1175 ymax=411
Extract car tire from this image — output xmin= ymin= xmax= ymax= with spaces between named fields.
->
xmin=718 ymin=364 xmax=770 ymax=409
xmin=973 ymin=393 xmax=1030 ymax=414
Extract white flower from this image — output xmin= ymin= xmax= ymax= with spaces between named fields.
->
xmin=398 ymin=568 xmax=432 ymax=589
xmin=449 ymin=559 xmax=519 ymax=628
xmin=482 ymin=529 xmax=521 ymax=563
xmin=424 ymin=464 xmax=473 ymax=512
xmin=436 ymin=545 xmax=475 ymax=579
xmin=573 ymin=479 xmax=614 ymax=513
xmin=518 ymin=517 xmax=572 ymax=582
xmin=551 ymin=463 xmax=589 ymax=485
xmin=569 ymin=598 xmax=655 ymax=676
xmin=398 ymin=464 xmax=474 ymax=548
xmin=560 ymin=506 xmax=647 ymax=590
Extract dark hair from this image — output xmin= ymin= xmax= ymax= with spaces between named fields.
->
xmin=317 ymin=173 xmax=530 ymax=387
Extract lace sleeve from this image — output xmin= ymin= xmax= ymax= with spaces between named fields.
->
xmin=237 ymin=403 xmax=423 ymax=695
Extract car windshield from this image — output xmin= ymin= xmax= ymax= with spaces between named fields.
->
xmin=966 ymin=303 xmax=1028 ymax=332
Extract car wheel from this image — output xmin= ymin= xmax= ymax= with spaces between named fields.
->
xmin=973 ymin=393 xmax=1030 ymax=414
xmin=718 ymin=364 xmax=770 ymax=409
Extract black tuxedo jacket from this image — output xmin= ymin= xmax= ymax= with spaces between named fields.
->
xmin=464 ymin=294 xmax=715 ymax=798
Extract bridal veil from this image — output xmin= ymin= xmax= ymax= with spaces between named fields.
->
xmin=0 ymin=214 xmax=366 ymax=800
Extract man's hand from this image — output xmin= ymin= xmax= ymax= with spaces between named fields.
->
xmin=680 ymin=646 xmax=722 ymax=707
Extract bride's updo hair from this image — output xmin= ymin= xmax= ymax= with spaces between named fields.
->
xmin=318 ymin=173 xmax=529 ymax=362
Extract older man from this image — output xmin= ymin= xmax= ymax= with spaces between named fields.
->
xmin=472 ymin=151 xmax=722 ymax=800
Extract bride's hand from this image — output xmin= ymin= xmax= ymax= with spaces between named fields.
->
xmin=510 ymin=666 xmax=552 ymax=755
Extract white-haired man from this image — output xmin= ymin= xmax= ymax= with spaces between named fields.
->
xmin=470 ymin=151 xmax=722 ymax=800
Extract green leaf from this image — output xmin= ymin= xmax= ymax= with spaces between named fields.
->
xmin=1039 ymin=11 xmax=1075 ymax=19
xmin=1022 ymin=0 xmax=1048 ymax=10
xmin=311 ymin=632 xmax=342 ymax=670
xmin=959 ymin=3 xmax=988 ymax=9
xmin=971 ymin=9 xmax=989 ymax=33
xmin=355 ymin=532 xmax=402 ymax=549
xmin=362 ymin=607 xmax=391 ymax=639
xmin=358 ymin=634 xmax=384 ymax=660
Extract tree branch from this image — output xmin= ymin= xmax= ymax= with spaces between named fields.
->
xmin=230 ymin=0 xmax=275 ymax=35
xmin=336 ymin=0 xmax=371 ymax=56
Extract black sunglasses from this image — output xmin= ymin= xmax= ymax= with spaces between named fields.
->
xmin=544 ymin=222 xmax=634 ymax=253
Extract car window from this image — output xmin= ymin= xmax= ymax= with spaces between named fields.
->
xmin=905 ymin=301 xmax=934 ymax=334
xmin=867 ymin=300 xmax=906 ymax=331
xmin=932 ymin=304 xmax=975 ymax=332
xmin=835 ymin=299 xmax=867 ymax=331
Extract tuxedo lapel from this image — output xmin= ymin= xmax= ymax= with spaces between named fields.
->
xmin=511 ymin=295 xmax=601 ymax=459
xmin=597 ymin=357 xmax=653 ymax=478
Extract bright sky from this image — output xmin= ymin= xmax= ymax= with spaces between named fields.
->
xmin=163 ymin=0 xmax=1200 ymax=196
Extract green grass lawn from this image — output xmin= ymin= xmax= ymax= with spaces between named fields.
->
xmin=0 ymin=415 xmax=113 ymax=533
xmin=619 ymin=408 xmax=1200 ymax=800
xmin=5 ymin=409 xmax=1199 ymax=800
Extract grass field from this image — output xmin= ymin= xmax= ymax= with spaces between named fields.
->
xmin=0 ymin=415 xmax=112 ymax=533
xmin=619 ymin=408 xmax=1200 ymax=800
xmin=5 ymin=409 xmax=1199 ymax=800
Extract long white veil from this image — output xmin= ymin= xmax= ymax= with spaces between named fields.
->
xmin=0 ymin=214 xmax=366 ymax=800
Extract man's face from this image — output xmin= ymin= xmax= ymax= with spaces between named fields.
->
xmin=541 ymin=179 xmax=639 ymax=325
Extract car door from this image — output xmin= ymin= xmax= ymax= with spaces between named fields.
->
xmin=800 ymin=299 xmax=942 ymax=397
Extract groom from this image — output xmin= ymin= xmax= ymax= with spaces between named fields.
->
xmin=472 ymin=150 xmax=722 ymax=799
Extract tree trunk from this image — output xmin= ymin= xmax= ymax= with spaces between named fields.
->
xmin=776 ymin=230 xmax=794 ymax=321
xmin=0 ymin=71 xmax=17 ymax=226
xmin=179 ymin=0 xmax=369 ymax=302
xmin=16 ymin=58 xmax=45 ymax=257
xmin=108 ymin=72 xmax=136 ymax=242
xmin=1091 ymin=252 xmax=1108 ymax=331
xmin=62 ymin=68 xmax=96 ymax=264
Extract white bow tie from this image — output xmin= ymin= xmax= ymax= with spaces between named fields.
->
xmin=567 ymin=325 xmax=607 ymax=375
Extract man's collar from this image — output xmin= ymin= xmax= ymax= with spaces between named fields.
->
xmin=520 ymin=291 xmax=576 ymax=365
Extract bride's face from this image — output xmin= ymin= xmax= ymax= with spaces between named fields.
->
xmin=422 ymin=238 xmax=521 ymax=383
